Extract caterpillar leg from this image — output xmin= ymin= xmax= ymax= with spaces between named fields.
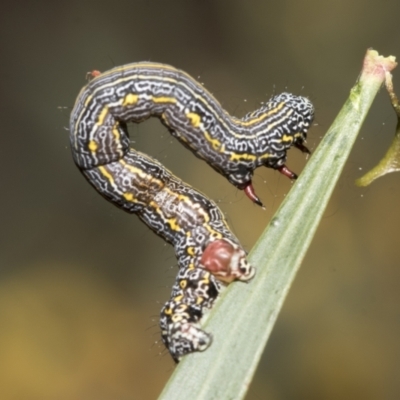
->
xmin=160 ymin=299 xmax=213 ymax=363
xmin=243 ymin=182 xmax=264 ymax=208
xmin=160 ymin=268 xmax=221 ymax=362
xmin=277 ymin=165 xmax=298 ymax=180
xmin=294 ymin=141 xmax=311 ymax=154
xmin=160 ymin=239 xmax=254 ymax=361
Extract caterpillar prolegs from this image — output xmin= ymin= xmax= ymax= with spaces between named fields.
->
xmin=70 ymin=62 xmax=314 ymax=361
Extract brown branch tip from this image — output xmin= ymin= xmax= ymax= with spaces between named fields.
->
xmin=361 ymin=49 xmax=397 ymax=82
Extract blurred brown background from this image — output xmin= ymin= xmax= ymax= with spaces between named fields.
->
xmin=1 ymin=0 xmax=400 ymax=399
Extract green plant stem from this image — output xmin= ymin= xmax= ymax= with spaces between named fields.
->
xmin=356 ymin=71 xmax=400 ymax=186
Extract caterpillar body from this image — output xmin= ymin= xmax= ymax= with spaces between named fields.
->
xmin=71 ymin=62 xmax=314 ymax=207
xmin=69 ymin=62 xmax=313 ymax=361
xmin=80 ymin=147 xmax=254 ymax=361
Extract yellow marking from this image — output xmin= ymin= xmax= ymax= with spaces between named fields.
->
xmin=122 ymin=93 xmax=139 ymax=106
xmin=187 ymin=246 xmax=195 ymax=256
xmin=204 ymin=131 xmax=222 ymax=151
xmin=179 ymin=280 xmax=187 ymax=289
xmin=112 ymin=123 xmax=120 ymax=142
xmin=235 ymin=102 xmax=286 ymax=127
xmin=186 ymin=112 xmax=201 ymax=128
xmin=164 ymin=308 xmax=172 ymax=315
xmin=119 ymin=159 xmax=144 ymax=175
xmin=188 ymin=263 xmax=195 ymax=270
xmin=196 ymin=297 xmax=204 ymax=305
xmin=201 ymin=272 xmax=210 ymax=285
xmin=167 ymin=217 xmax=180 ymax=231
xmin=204 ymin=224 xmax=223 ymax=239
xmin=88 ymin=140 xmax=98 ymax=152
xmin=77 ymin=64 xmax=292 ymax=142
xmin=149 ymin=200 xmax=159 ymax=210
xmin=97 ymin=106 xmax=109 ymax=125
xmin=173 ymin=294 xmax=184 ymax=302
xmin=98 ymin=166 xmax=115 ymax=185
xmin=229 ymin=153 xmax=257 ymax=162
xmin=259 ymin=153 xmax=271 ymax=161
xmin=152 ymin=96 xmax=177 ymax=104
xmin=281 ymin=134 xmax=293 ymax=143
xmin=84 ymin=94 xmax=93 ymax=107
xmin=123 ymin=192 xmax=136 ymax=202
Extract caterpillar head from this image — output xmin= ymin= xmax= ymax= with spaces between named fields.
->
xmin=200 ymin=239 xmax=255 ymax=284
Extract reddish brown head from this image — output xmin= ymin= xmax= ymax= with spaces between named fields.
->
xmin=200 ymin=239 xmax=255 ymax=284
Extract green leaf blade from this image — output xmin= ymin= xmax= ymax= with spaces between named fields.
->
xmin=158 ymin=50 xmax=397 ymax=400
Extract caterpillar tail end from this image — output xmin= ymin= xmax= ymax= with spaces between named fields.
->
xmin=162 ymin=320 xmax=213 ymax=363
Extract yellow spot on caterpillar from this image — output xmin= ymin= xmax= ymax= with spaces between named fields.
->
xmin=186 ymin=112 xmax=201 ymax=128
xmin=187 ymin=246 xmax=195 ymax=256
xmin=88 ymin=140 xmax=98 ymax=152
xmin=196 ymin=297 xmax=204 ymax=305
xmin=164 ymin=308 xmax=172 ymax=315
xmin=97 ymin=106 xmax=109 ymax=125
xmin=123 ymin=192 xmax=135 ymax=202
xmin=180 ymin=280 xmax=187 ymax=289
xmin=174 ymin=294 xmax=184 ymax=302
xmin=98 ymin=166 xmax=115 ymax=185
xmin=167 ymin=217 xmax=180 ymax=231
xmin=152 ymin=96 xmax=177 ymax=104
xmin=281 ymin=134 xmax=293 ymax=143
xmin=123 ymin=93 xmax=139 ymax=106
xmin=204 ymin=131 xmax=222 ymax=151
xmin=229 ymin=153 xmax=257 ymax=162
xmin=201 ymin=272 xmax=210 ymax=285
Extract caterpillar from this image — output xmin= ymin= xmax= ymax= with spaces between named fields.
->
xmin=70 ymin=62 xmax=314 ymax=208
xmin=69 ymin=63 xmax=313 ymax=361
